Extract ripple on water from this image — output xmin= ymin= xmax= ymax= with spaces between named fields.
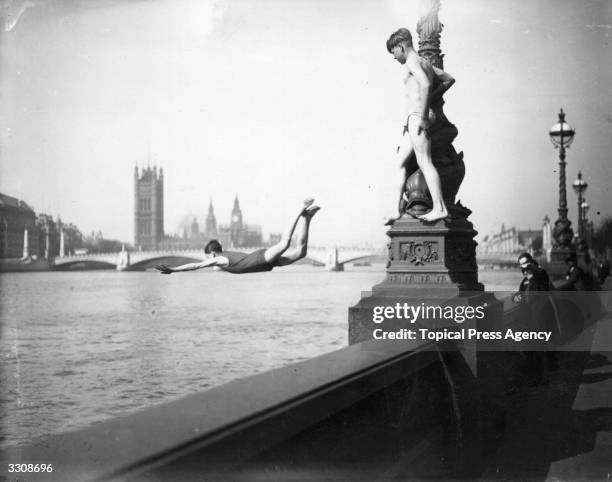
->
xmin=52 ymin=370 xmax=78 ymax=377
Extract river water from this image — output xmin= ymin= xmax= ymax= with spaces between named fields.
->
xmin=0 ymin=266 xmax=518 ymax=449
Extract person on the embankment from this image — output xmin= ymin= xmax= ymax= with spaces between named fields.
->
xmin=513 ymin=252 xmax=554 ymax=303
xmin=557 ymin=252 xmax=594 ymax=291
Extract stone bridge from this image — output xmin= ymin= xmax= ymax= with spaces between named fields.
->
xmin=52 ymin=246 xmax=385 ymax=272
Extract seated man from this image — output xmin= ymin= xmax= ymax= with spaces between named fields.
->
xmin=155 ymin=199 xmax=320 ymax=275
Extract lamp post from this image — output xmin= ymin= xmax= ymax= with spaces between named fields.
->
xmin=572 ymin=171 xmax=588 ymax=239
xmin=581 ymin=200 xmax=590 ymax=243
xmin=547 ymin=109 xmax=577 ymax=279
xmin=549 ymin=108 xmax=576 ymax=249
xmin=417 ymin=0 xmax=443 ymax=68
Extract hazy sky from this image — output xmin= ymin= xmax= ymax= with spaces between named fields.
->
xmin=1 ymin=0 xmax=611 ymax=246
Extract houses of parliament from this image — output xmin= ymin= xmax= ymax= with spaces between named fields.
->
xmin=134 ymin=166 xmax=274 ymax=251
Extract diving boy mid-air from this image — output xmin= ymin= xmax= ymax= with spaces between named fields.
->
xmin=155 ymin=198 xmax=320 ymax=275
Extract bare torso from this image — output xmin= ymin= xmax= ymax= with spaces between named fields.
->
xmin=402 ymin=55 xmax=434 ymax=116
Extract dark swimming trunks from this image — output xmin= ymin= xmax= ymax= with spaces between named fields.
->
xmin=222 ymin=249 xmax=276 ymax=274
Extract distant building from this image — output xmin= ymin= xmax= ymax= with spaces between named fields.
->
xmin=0 ymin=192 xmax=83 ymax=259
xmin=229 ymin=196 xmax=244 ymax=247
xmin=215 ymin=196 xmax=263 ymax=248
xmin=35 ymin=215 xmax=83 ymax=258
xmin=217 ymin=196 xmax=263 ymax=248
xmin=131 ymin=165 xmax=266 ymax=251
xmin=0 ymin=193 xmax=38 ymax=258
xmin=479 ymin=224 xmax=542 ymax=255
xmin=59 ymin=222 xmax=83 ymax=256
xmin=268 ymin=233 xmax=282 ymax=247
xmin=204 ymin=199 xmax=218 ymax=238
xmin=134 ymin=166 xmax=164 ymax=250
xmin=36 ymin=214 xmax=59 ymax=258
xmin=190 ymin=218 xmax=199 ymax=238
xmin=242 ymin=224 xmax=264 ymax=246
xmin=216 ymin=225 xmax=232 ymax=249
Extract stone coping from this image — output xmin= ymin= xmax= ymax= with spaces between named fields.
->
xmin=1 ymin=337 xmax=438 ymax=481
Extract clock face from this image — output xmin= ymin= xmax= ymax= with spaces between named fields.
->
xmin=232 ymin=215 xmax=240 ymax=223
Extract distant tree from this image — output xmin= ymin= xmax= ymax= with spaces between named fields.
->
xmin=591 ymin=217 xmax=612 ymax=257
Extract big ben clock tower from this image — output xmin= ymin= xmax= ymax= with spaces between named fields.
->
xmin=229 ymin=196 xmax=243 ymax=247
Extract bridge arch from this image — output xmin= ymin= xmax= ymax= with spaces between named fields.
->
xmin=53 ymin=260 xmax=117 ymax=270
xmin=339 ymin=255 xmax=373 ymax=265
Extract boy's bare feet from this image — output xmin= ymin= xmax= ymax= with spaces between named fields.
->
xmin=384 ymin=216 xmax=398 ymax=226
xmin=303 ymin=197 xmax=314 ymax=210
xmin=417 ymin=207 xmax=448 ymax=222
xmin=303 ymin=205 xmax=320 ymax=220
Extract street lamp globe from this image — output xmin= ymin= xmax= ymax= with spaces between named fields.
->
xmin=581 ymin=201 xmax=589 ymax=218
xmin=549 ymin=108 xmax=576 ymax=148
xmin=572 ymin=171 xmax=588 ymax=196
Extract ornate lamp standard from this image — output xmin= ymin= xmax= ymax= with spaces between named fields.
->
xmin=548 ymin=109 xmax=577 ymax=278
xmin=572 ymin=171 xmax=588 ymax=238
xmin=549 ymin=108 xmax=576 ymax=249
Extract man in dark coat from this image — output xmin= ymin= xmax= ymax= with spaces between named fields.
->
xmin=513 ymin=253 xmax=553 ymax=303
xmin=512 ymin=253 xmax=558 ymax=384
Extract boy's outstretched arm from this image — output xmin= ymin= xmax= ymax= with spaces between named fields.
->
xmin=155 ymin=257 xmax=226 ymax=274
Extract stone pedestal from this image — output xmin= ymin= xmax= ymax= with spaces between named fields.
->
xmin=378 ymin=211 xmax=482 ymax=296
xmin=349 ymin=211 xmax=483 ymax=330
xmin=348 ymin=211 xmax=502 ymax=376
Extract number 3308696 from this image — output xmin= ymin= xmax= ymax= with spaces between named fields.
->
xmin=8 ymin=463 xmax=53 ymax=472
